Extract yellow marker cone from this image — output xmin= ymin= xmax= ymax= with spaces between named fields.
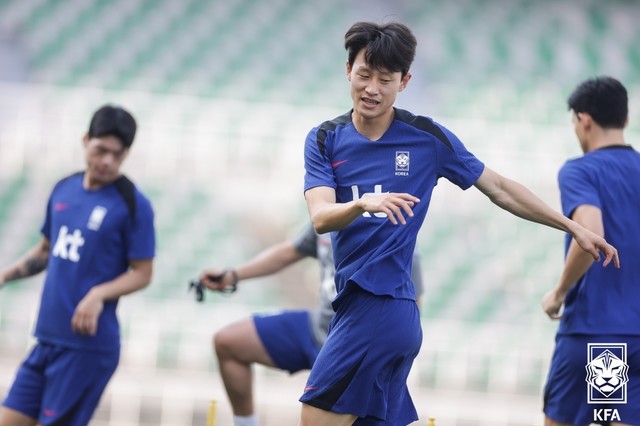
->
xmin=427 ymin=417 xmax=435 ymax=426
xmin=206 ymin=400 xmax=217 ymax=426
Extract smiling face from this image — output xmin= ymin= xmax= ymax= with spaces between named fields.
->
xmin=83 ymin=134 xmax=129 ymax=189
xmin=347 ymin=49 xmax=411 ymax=124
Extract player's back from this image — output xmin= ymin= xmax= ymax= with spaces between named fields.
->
xmin=558 ymin=145 xmax=640 ymax=335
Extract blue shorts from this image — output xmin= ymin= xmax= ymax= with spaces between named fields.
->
xmin=544 ymin=334 xmax=640 ymax=425
xmin=3 ymin=341 xmax=119 ymax=426
xmin=253 ymin=310 xmax=321 ymax=374
xmin=300 ymin=285 xmax=422 ymax=425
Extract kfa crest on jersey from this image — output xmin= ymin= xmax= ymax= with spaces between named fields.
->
xmin=395 ymin=151 xmax=410 ymax=176
xmin=87 ymin=205 xmax=108 ymax=231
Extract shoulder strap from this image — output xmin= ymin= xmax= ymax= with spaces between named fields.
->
xmin=113 ymin=175 xmax=136 ymax=222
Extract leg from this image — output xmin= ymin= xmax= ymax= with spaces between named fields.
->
xmin=0 ymin=407 xmax=38 ymax=426
xmin=299 ymin=403 xmax=356 ymax=426
xmin=544 ymin=417 xmax=571 ymax=426
xmin=214 ymin=317 xmax=276 ymax=416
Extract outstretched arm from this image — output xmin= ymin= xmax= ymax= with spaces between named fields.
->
xmin=542 ymin=205 xmax=603 ymax=319
xmin=199 ymin=239 xmax=305 ymax=292
xmin=0 ymin=237 xmax=50 ymax=288
xmin=474 ymin=166 xmax=619 ymax=268
xmin=305 ymin=186 xmax=420 ymax=234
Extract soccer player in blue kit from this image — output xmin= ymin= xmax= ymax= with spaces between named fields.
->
xmin=199 ymin=224 xmax=424 ymax=426
xmin=301 ymin=21 xmax=620 ymax=425
xmin=542 ymin=77 xmax=640 ymax=426
xmin=0 ymin=104 xmax=155 ymax=426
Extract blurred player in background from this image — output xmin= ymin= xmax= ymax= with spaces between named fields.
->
xmin=0 ymin=105 xmax=156 ymax=426
xmin=301 ymin=21 xmax=620 ymax=425
xmin=198 ymin=223 xmax=425 ymax=426
xmin=542 ymin=76 xmax=640 ymax=426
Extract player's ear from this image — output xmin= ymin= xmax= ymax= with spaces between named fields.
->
xmin=82 ymin=133 xmax=90 ymax=146
xmin=399 ymin=72 xmax=412 ymax=92
xmin=346 ymin=61 xmax=352 ymax=81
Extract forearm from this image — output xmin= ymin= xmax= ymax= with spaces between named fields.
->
xmin=1 ymin=239 xmax=49 ymax=284
xmin=481 ymin=173 xmax=576 ymax=234
xmin=554 ymin=240 xmax=595 ymax=296
xmin=89 ymin=261 xmax=152 ymax=302
xmin=308 ymin=200 xmax=364 ymax=234
xmin=234 ymin=242 xmax=304 ymax=280
xmin=553 ymin=205 xmax=602 ymax=295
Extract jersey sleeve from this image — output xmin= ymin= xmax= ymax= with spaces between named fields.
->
xmin=558 ymin=160 xmax=602 ymax=218
xmin=435 ymin=123 xmax=485 ymax=190
xmin=40 ymin=176 xmax=70 ymax=241
xmin=304 ymin=126 xmax=336 ymax=192
xmin=291 ymin=223 xmax=318 ymax=258
xmin=125 ymin=192 xmax=156 ymax=260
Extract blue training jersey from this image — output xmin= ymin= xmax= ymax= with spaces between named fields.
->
xmin=304 ymin=108 xmax=484 ymax=300
xmin=557 ymin=145 xmax=640 ymax=336
xmin=35 ymin=173 xmax=156 ymax=351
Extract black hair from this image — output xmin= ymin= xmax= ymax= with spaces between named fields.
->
xmin=567 ymin=76 xmax=628 ymax=129
xmin=344 ymin=21 xmax=417 ymax=78
xmin=88 ymin=104 xmax=137 ymax=148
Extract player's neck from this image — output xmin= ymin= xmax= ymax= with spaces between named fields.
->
xmin=351 ymin=108 xmax=394 ymax=141
xmin=83 ymin=172 xmax=120 ymax=191
xmin=587 ymin=129 xmax=626 ymax=152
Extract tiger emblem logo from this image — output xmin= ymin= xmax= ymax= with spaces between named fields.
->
xmin=585 ymin=349 xmax=629 ymax=397
xmin=395 ymin=151 xmax=410 ymax=171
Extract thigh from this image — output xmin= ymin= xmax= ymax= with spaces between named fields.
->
xmin=215 ymin=316 xmax=276 ymax=367
xmin=300 ymin=403 xmax=356 ymax=426
xmin=0 ymin=407 xmax=38 ymax=426
xmin=253 ymin=310 xmax=319 ymax=373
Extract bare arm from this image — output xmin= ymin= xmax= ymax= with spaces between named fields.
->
xmin=71 ymin=258 xmax=153 ymax=335
xmin=304 ymin=186 xmax=420 ymax=234
xmin=474 ymin=166 xmax=618 ymax=267
xmin=0 ymin=237 xmax=50 ymax=287
xmin=199 ymin=239 xmax=306 ymax=291
xmin=542 ymin=205 xmax=602 ymax=319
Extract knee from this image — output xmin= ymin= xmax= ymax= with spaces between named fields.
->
xmin=213 ymin=327 xmax=235 ymax=358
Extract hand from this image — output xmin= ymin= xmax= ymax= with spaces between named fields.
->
xmin=356 ymin=192 xmax=420 ymax=225
xmin=542 ymin=289 xmax=565 ymax=320
xmin=573 ymin=228 xmax=620 ymax=268
xmin=199 ymin=268 xmax=236 ymax=292
xmin=71 ymin=290 xmax=104 ymax=335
